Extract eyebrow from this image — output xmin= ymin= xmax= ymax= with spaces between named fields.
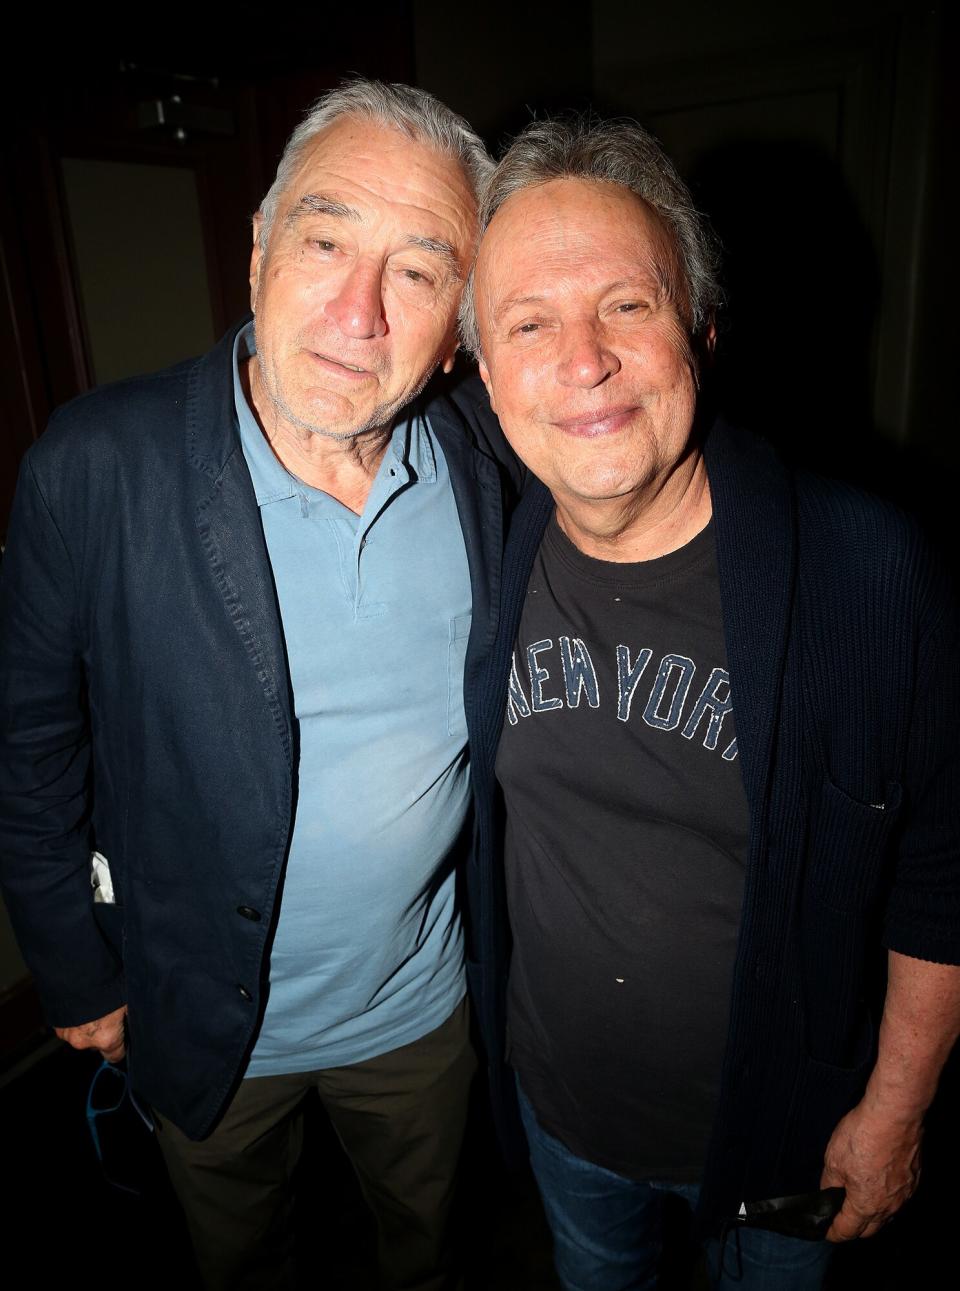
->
xmin=283 ymin=197 xmax=462 ymax=279
xmin=493 ymin=276 xmax=670 ymax=323
xmin=285 ymin=193 xmax=361 ymax=225
xmin=493 ymin=294 xmax=547 ymax=321
xmin=406 ymin=235 xmax=462 ymax=279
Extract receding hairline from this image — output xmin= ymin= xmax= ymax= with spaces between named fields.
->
xmin=257 ymin=79 xmax=493 ymax=256
xmin=281 ymin=115 xmax=479 ymax=197
xmin=270 ymin=119 xmax=479 ymax=256
xmin=483 ymin=173 xmax=685 ymax=249
xmin=476 ymin=175 xmax=692 ymax=327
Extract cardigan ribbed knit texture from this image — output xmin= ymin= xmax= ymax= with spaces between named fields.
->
xmin=464 ymin=417 xmax=960 ymax=1233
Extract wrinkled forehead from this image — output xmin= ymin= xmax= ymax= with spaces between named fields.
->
xmin=475 ymin=177 xmax=686 ymax=312
xmin=281 ymin=116 xmax=478 ymax=231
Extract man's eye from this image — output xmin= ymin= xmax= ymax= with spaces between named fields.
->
xmin=401 ymin=268 xmax=431 ymax=285
xmin=312 ymin=239 xmax=336 ymax=252
xmin=514 ymin=322 xmax=541 ymax=335
xmin=616 ymin=301 xmax=648 ymax=314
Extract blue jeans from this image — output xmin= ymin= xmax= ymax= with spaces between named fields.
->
xmin=517 ymin=1080 xmax=834 ymax=1291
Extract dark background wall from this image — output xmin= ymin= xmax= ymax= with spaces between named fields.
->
xmin=1 ymin=2 xmax=955 ymax=534
xmin=0 ymin=0 xmax=954 ymax=1013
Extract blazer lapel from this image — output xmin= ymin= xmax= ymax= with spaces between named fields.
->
xmin=429 ymin=395 xmax=504 ymax=669
xmin=705 ymin=419 xmax=796 ymax=824
xmin=185 ymin=324 xmax=293 ymax=768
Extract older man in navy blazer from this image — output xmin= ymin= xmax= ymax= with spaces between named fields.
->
xmin=0 ymin=80 xmax=515 ymax=1291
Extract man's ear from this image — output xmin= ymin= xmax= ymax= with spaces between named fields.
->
xmin=478 ymin=360 xmax=496 ymax=412
xmin=692 ymin=320 xmax=717 ymax=384
xmin=249 ymin=213 xmax=265 ymax=311
xmin=440 ymin=339 xmax=459 ymax=375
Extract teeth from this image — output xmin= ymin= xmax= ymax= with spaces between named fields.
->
xmin=314 ymin=353 xmax=365 ymax=373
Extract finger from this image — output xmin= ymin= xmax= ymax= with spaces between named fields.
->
xmin=818 ymin=1164 xmax=842 ymax=1189
xmin=99 ymin=1039 xmax=127 ymax=1063
xmin=57 ymin=1028 xmax=97 ymax=1052
xmin=828 ymin=1215 xmax=885 ymax=1243
xmin=95 ymin=1021 xmax=125 ymax=1054
xmin=826 ymin=1206 xmax=870 ymax=1243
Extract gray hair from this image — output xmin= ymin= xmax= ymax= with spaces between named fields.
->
xmin=258 ymin=78 xmax=493 ymax=250
xmin=460 ymin=116 xmax=721 ymax=357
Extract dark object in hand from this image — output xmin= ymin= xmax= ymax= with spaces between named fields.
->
xmin=736 ymin=1187 xmax=846 ymax=1241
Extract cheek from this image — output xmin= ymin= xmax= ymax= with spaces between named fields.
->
xmin=518 ymin=362 xmax=548 ymax=402
xmin=489 ymin=355 xmax=548 ymax=416
xmin=647 ymin=322 xmax=697 ymax=381
xmin=253 ymin=279 xmax=293 ymax=334
xmin=387 ymin=319 xmax=449 ymax=384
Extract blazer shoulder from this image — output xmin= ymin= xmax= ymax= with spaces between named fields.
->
xmin=31 ymin=356 xmax=201 ymax=468
xmin=18 ymin=357 xmax=209 ymax=529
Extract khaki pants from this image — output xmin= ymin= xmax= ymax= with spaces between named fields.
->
xmin=155 ymin=1000 xmax=475 ymax=1291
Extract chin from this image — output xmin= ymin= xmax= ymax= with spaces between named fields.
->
xmin=563 ymin=469 xmax=640 ymax=501
xmin=294 ymin=395 xmax=366 ymax=435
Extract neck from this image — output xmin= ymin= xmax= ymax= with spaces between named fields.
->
xmin=555 ymin=450 xmax=712 ymax=562
xmin=243 ymin=357 xmax=391 ymax=514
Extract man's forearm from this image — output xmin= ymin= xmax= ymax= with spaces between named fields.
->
xmin=862 ymin=949 xmax=960 ymax=1123
xmin=821 ymin=949 xmax=960 ymax=1240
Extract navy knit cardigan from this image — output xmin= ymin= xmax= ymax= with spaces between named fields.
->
xmin=462 ymin=417 xmax=960 ymax=1232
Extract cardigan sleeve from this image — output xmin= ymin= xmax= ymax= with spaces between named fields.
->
xmin=882 ymin=560 xmax=960 ymax=964
xmin=0 ymin=448 xmax=125 ymax=1026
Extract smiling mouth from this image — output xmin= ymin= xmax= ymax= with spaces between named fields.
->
xmin=309 ymin=352 xmax=373 ymax=377
xmin=553 ymin=406 xmax=638 ymax=437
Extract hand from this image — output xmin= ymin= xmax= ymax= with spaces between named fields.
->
xmin=55 ymin=1004 xmax=127 ymax=1063
xmin=819 ymin=1098 xmax=922 ymax=1241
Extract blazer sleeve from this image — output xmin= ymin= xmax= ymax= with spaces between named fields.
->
xmin=0 ymin=449 xmax=125 ymax=1026
xmin=882 ymin=558 xmax=960 ymax=965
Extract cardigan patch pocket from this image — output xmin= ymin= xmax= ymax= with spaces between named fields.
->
xmin=800 ymin=777 xmax=900 ymax=1065
xmin=775 ymin=1039 xmax=875 ymax=1188
xmin=806 ymin=776 xmax=902 ymax=913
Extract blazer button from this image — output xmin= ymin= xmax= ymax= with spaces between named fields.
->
xmin=236 ymin=905 xmax=261 ymax=922
xmin=237 ymin=985 xmax=253 ymax=1001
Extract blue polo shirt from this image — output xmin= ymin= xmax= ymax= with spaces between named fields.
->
xmin=233 ymin=325 xmax=471 ymax=1075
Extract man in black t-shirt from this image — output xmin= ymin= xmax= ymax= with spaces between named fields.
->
xmin=458 ymin=118 xmax=960 ymax=1290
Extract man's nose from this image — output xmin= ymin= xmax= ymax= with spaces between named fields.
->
xmin=324 ymin=260 xmax=387 ymax=339
xmin=556 ymin=321 xmax=620 ymax=388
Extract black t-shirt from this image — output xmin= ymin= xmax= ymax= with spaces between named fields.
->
xmin=496 ymin=514 xmax=749 ymax=1181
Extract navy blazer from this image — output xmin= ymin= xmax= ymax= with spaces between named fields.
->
xmin=0 ymin=321 xmax=517 ymax=1138
xmin=465 ymin=417 xmax=960 ymax=1230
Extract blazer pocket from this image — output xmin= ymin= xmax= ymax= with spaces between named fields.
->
xmin=92 ymin=902 xmax=125 ymax=966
